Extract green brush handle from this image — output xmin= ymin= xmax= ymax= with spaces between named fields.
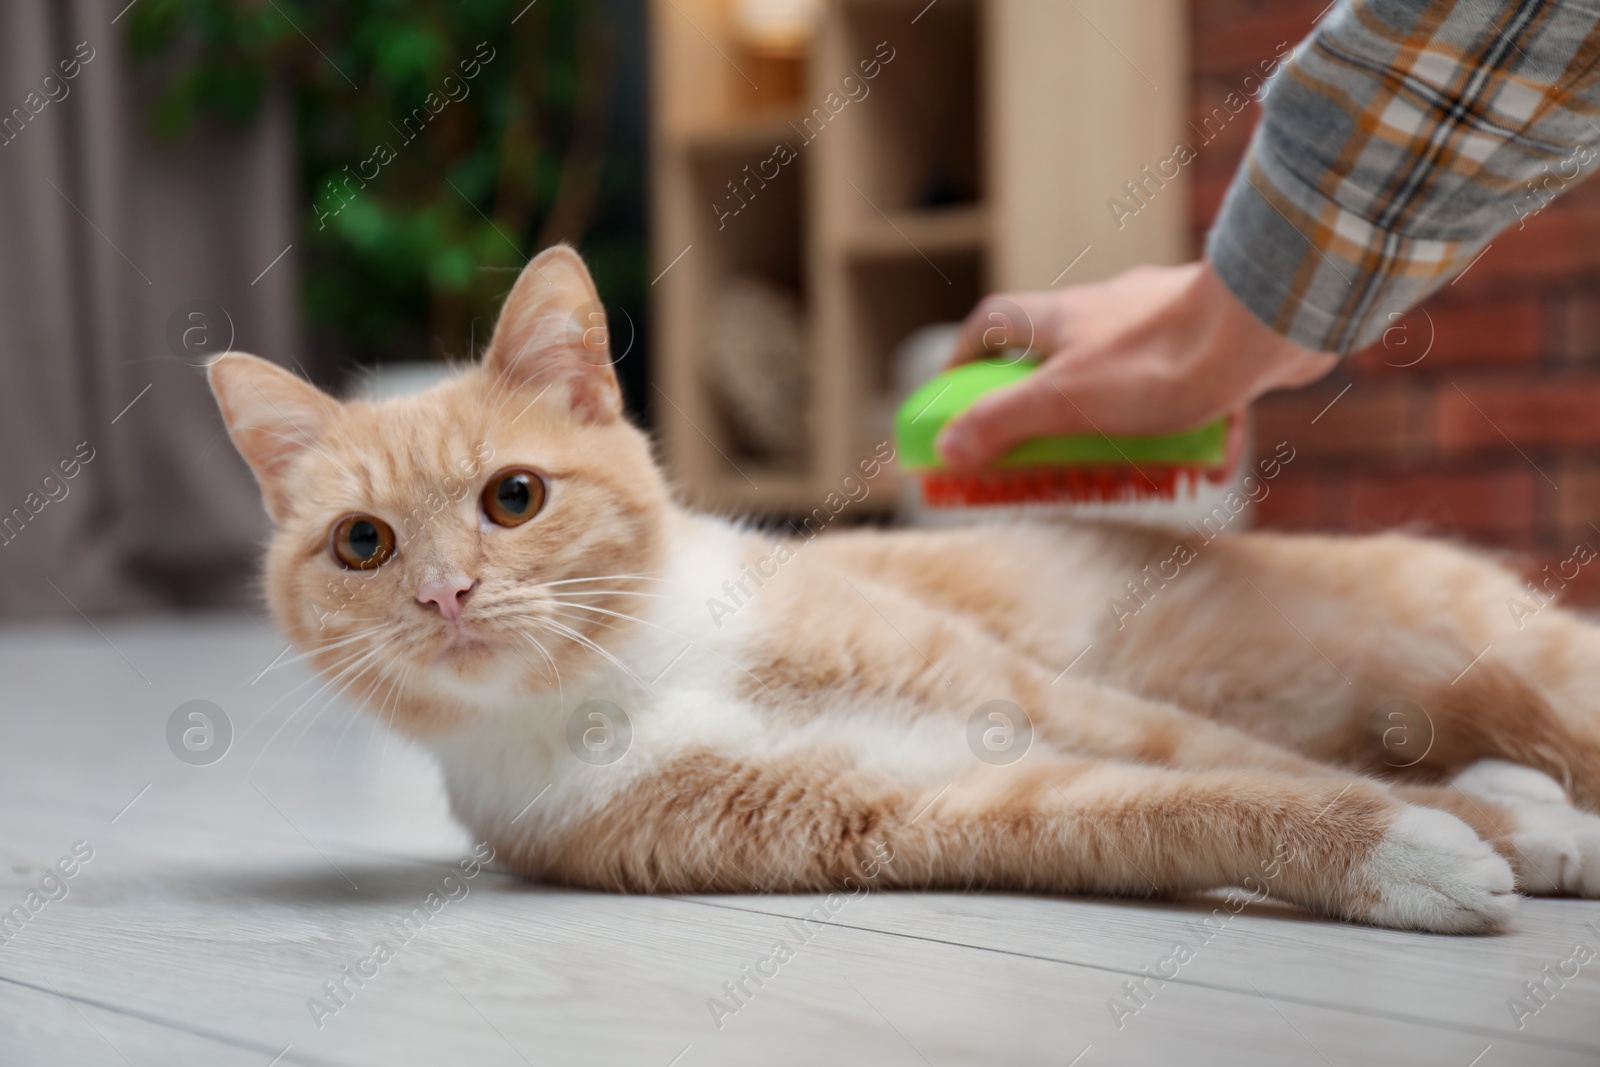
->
xmin=895 ymin=357 xmax=1228 ymax=471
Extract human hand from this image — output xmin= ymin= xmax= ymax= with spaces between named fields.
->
xmin=935 ymin=260 xmax=1340 ymax=472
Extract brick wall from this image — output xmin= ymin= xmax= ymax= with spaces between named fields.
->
xmin=1193 ymin=0 xmax=1600 ymax=604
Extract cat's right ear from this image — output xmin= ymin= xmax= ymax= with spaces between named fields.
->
xmin=207 ymin=352 xmax=340 ymax=522
xmin=483 ymin=245 xmax=621 ymax=424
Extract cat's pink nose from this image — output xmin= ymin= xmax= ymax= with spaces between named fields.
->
xmin=417 ymin=576 xmax=477 ymax=621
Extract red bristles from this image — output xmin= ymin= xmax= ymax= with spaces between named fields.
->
xmin=919 ymin=465 xmax=1209 ymax=508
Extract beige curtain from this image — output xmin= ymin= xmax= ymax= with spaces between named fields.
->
xmin=0 ymin=0 xmax=303 ymax=617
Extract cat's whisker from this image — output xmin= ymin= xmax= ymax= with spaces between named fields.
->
xmin=535 ymin=599 xmax=773 ymax=694
xmin=371 ymin=660 xmax=410 ymax=774
xmin=527 ymin=616 xmax=653 ymax=694
xmin=378 ymin=662 xmax=418 ymax=773
xmin=539 ymin=574 xmax=674 ymax=588
xmin=243 ymin=666 xmax=339 ymax=734
xmin=286 ymin=646 xmax=384 ymax=730
xmin=540 ymin=605 xmax=627 ymax=634
xmin=307 ymin=649 xmax=409 ymax=749
xmin=541 ymin=589 xmax=674 ymax=601
xmin=532 ymin=617 xmax=641 ymax=683
xmin=312 ymin=651 xmax=397 ymax=747
xmin=288 ymin=687 xmax=347 ymax=752
xmin=334 ymin=666 xmax=384 ymax=750
xmin=469 ymin=602 xmax=633 ymax=630
xmin=250 ymin=644 xmax=387 ymax=774
xmin=346 ymin=658 xmax=405 ymax=760
xmin=250 ymin=640 xmax=378 ymax=725
xmin=500 ymin=627 xmax=565 ymax=703
xmin=260 ymin=626 xmax=389 ymax=675
xmin=239 ymin=626 xmax=389 ymax=717
xmin=540 ymin=601 xmax=654 ymax=629
xmin=481 ymin=618 xmax=559 ymax=686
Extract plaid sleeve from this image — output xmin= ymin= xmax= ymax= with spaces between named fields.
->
xmin=1207 ymin=0 xmax=1600 ymax=354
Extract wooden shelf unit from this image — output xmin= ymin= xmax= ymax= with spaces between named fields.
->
xmin=650 ymin=0 xmax=1190 ymax=516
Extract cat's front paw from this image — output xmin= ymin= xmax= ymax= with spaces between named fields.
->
xmin=1351 ymin=806 xmax=1517 ymax=933
xmin=1454 ymin=760 xmax=1600 ymax=897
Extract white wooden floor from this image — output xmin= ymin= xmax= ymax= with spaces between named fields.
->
xmin=1 ymin=617 xmax=1597 ymax=1066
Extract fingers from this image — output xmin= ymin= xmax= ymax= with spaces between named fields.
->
xmin=933 ymin=262 xmax=1324 ymax=470
xmin=936 ymin=373 xmax=1090 ymax=468
xmin=948 ymin=292 xmax=1062 ymax=367
xmin=1206 ymin=410 xmax=1250 ymax=485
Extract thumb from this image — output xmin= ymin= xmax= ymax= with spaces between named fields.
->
xmin=935 ymin=373 xmax=1089 ymax=469
xmin=1205 ymin=410 xmax=1249 ymax=485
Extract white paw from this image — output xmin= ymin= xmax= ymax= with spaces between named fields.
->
xmin=1359 ymin=806 xmax=1516 ymax=933
xmin=1455 ymin=760 xmax=1600 ymax=897
xmin=1454 ymin=759 xmax=1570 ymax=806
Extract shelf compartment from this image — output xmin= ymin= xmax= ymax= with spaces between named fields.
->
xmin=840 ymin=204 xmax=988 ymax=260
xmin=825 ymin=0 xmax=982 ymax=216
xmin=682 ymin=110 xmax=810 ymax=161
xmin=841 ymin=250 xmax=984 ymax=458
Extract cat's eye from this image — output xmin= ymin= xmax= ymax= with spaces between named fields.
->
xmin=482 ymin=468 xmax=547 ymax=527
xmin=330 ymin=514 xmax=396 ymax=570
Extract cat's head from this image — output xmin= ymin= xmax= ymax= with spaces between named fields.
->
xmin=209 ymin=246 xmax=668 ymax=735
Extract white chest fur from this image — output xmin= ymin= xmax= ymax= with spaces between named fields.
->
xmin=426 ymin=514 xmax=772 ymax=839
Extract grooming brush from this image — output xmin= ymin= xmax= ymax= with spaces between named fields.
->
xmin=895 ymin=357 xmax=1229 ymax=508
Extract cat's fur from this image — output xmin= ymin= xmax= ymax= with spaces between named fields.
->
xmin=210 ymin=246 xmax=1600 ymax=934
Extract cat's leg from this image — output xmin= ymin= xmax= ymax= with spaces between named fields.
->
xmin=518 ymin=750 xmax=1515 ymax=933
xmin=1488 ymin=608 xmax=1600 ymax=808
xmin=743 ymin=552 xmax=1491 ymax=837
xmin=1416 ymin=762 xmax=1600 ymax=897
xmin=1016 ymin=673 xmax=1596 ymax=899
xmin=711 ymin=546 xmax=1567 ymax=905
xmin=1037 ymin=673 xmax=1370 ymax=779
xmin=939 ymin=646 xmax=1584 ymax=901
xmin=1063 ymin=531 xmax=1600 ymax=894
xmin=1037 ymin=673 xmax=1600 ymax=898
xmin=1097 ymin=532 xmax=1600 ymax=810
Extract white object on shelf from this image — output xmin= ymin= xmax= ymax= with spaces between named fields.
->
xmin=706 ymin=276 xmax=809 ymax=464
xmin=734 ymin=0 xmax=822 ymax=53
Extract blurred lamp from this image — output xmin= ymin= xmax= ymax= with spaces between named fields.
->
xmin=734 ymin=0 xmax=821 ymax=57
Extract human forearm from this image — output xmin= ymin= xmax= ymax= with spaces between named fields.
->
xmin=1209 ymin=0 xmax=1600 ymax=353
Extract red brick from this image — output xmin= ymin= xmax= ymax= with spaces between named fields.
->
xmin=1559 ymin=564 xmax=1600 ymax=606
xmin=1254 ymin=382 xmax=1427 ymax=464
xmin=1552 ymin=173 xmax=1600 ymax=212
xmin=1191 ymin=8 xmax=1322 ymax=77
xmin=1348 ymin=468 xmax=1538 ymax=544
xmin=1554 ymin=295 xmax=1600 ymax=366
xmin=1464 ymin=202 xmax=1600 ymax=283
xmin=1252 ymin=472 xmax=1324 ymax=530
xmin=1193 ymin=172 xmax=1234 ymax=230
xmin=1556 ymin=463 xmax=1600 ymax=545
xmin=1438 ymin=380 xmax=1600 ymax=451
xmin=1192 ymin=148 xmax=1250 ymax=187
xmin=1187 ymin=96 xmax=1260 ymax=159
xmin=1351 ymin=296 xmax=1543 ymax=372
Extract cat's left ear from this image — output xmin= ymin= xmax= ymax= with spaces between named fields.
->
xmin=483 ymin=244 xmax=621 ymax=423
xmin=208 ymin=352 xmax=341 ymax=522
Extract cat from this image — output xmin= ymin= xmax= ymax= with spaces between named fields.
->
xmin=209 ymin=245 xmax=1600 ymax=934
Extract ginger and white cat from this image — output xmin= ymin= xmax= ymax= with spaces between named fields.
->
xmin=210 ymin=246 xmax=1600 ymax=934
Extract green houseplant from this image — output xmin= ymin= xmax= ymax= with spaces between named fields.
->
xmin=128 ymin=0 xmax=646 ymax=383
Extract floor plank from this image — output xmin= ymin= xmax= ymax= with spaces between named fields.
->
xmin=1 ymin=617 xmax=1597 ymax=1066
xmin=674 ymin=889 xmax=1600 ymax=1053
